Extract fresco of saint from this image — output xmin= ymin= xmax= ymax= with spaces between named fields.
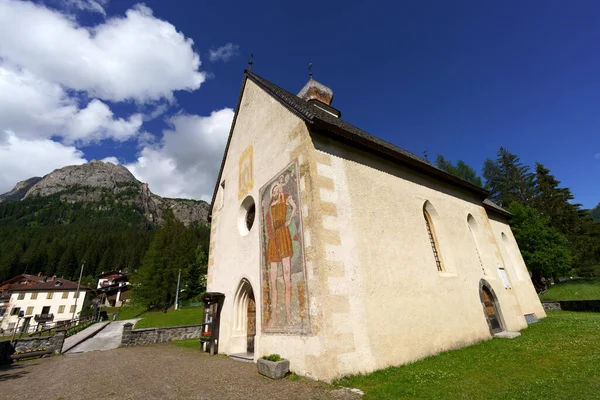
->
xmin=260 ymin=161 xmax=310 ymax=333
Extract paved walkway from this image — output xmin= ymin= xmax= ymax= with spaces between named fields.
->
xmin=0 ymin=344 xmax=360 ymax=400
xmin=66 ymin=319 xmax=138 ymax=354
xmin=61 ymin=322 xmax=109 ymax=353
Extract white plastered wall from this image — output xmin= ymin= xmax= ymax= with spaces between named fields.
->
xmin=1 ymin=290 xmax=87 ymax=332
xmin=309 ymin=133 xmax=542 ymax=379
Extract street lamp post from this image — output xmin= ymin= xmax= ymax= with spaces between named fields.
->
xmin=71 ymin=261 xmax=85 ymax=322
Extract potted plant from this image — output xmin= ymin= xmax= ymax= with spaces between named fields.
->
xmin=257 ymin=354 xmax=290 ymax=379
xmin=201 ymin=331 xmax=212 ymax=340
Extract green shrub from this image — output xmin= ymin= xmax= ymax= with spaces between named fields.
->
xmin=262 ymin=354 xmax=283 ymax=362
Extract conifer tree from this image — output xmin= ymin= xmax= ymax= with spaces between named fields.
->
xmin=483 ymin=147 xmax=536 ymax=207
xmin=436 ymin=155 xmax=483 ymax=186
xmin=533 ymin=163 xmax=580 ymax=235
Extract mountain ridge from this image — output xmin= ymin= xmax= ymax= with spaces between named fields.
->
xmin=0 ymin=160 xmax=209 ymax=226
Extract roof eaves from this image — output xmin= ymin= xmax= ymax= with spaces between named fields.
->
xmin=311 ymin=116 xmax=490 ymax=199
xmin=483 ymin=199 xmax=512 ymax=218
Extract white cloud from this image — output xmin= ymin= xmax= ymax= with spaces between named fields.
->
xmin=63 ymin=99 xmax=142 ymax=144
xmin=0 ymin=131 xmax=87 ymax=194
xmin=101 ymin=156 xmax=120 ymax=164
xmin=0 ymin=64 xmax=142 ymax=144
xmin=63 ymin=0 xmax=109 ymax=16
xmin=209 ymin=43 xmax=240 ymax=62
xmin=0 ymin=0 xmax=205 ymax=103
xmin=126 ymin=108 xmax=234 ymax=200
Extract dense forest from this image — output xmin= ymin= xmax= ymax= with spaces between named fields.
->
xmin=437 ymin=148 xmax=600 ymax=285
xmin=0 ymin=193 xmax=210 ymax=298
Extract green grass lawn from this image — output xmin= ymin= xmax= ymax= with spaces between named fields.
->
xmin=539 ymin=278 xmax=600 ymax=301
xmin=104 ymin=305 xmax=204 ymax=329
xmin=172 ymin=338 xmax=200 ymax=349
xmin=336 ymin=311 xmax=600 ymax=400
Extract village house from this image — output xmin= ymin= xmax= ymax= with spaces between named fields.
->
xmin=0 ymin=275 xmax=88 ymax=334
xmin=96 ymin=270 xmax=130 ymax=307
xmin=206 ymin=68 xmax=546 ymax=382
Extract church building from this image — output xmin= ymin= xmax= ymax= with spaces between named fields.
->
xmin=206 ymin=68 xmax=546 ymax=381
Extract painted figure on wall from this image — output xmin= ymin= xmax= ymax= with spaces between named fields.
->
xmin=260 ymin=161 xmax=310 ymax=334
xmin=238 ymin=146 xmax=253 ymax=200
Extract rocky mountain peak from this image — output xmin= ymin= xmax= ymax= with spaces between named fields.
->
xmin=0 ymin=161 xmax=209 ymax=226
xmin=25 ymin=160 xmax=138 ymax=198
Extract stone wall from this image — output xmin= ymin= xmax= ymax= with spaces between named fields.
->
xmin=121 ymin=323 xmax=204 ymax=347
xmin=543 ymin=300 xmax=600 ymax=312
xmin=542 ymin=302 xmax=562 ymax=311
xmin=13 ymin=330 xmax=65 ymax=354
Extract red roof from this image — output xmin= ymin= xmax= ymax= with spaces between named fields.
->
xmin=11 ymin=278 xmax=89 ymax=292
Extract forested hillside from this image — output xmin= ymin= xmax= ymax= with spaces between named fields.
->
xmin=0 ymin=193 xmax=210 ymax=290
xmin=592 ymin=203 xmax=600 ymax=222
xmin=0 ymin=161 xmax=211 ymax=298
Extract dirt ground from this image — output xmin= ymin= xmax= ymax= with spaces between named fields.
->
xmin=0 ymin=344 xmax=361 ymax=400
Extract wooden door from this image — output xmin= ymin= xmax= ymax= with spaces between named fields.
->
xmin=21 ymin=317 xmax=31 ymax=333
xmin=247 ymin=293 xmax=256 ymax=353
xmin=481 ymin=287 xmax=502 ymax=333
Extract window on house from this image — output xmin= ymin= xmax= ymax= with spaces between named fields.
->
xmin=26 ymin=307 xmax=33 ymax=315
xmin=467 ymin=215 xmax=486 ymax=274
xmin=62 ymin=292 xmax=68 ymax=299
xmin=11 ymin=307 xmax=20 ymax=316
xmin=215 ymin=180 xmax=225 ymax=211
xmin=498 ymin=267 xmax=511 ymax=289
xmin=69 ymin=305 xmax=76 ymax=314
xmin=31 ymin=292 xmax=38 ymax=300
xmin=17 ymin=293 xmax=25 ymax=300
xmin=58 ymin=305 xmax=65 ymax=314
xmin=423 ymin=207 xmax=444 ymax=272
xmin=46 ymin=292 xmax=53 ymax=299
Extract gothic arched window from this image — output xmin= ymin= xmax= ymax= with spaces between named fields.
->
xmin=423 ymin=204 xmax=444 ymax=272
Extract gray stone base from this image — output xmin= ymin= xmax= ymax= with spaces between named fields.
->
xmin=494 ymin=331 xmax=521 ymax=339
xmin=257 ymin=358 xmax=290 ymax=379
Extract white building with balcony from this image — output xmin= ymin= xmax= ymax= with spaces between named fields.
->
xmin=0 ymin=278 xmax=88 ymax=334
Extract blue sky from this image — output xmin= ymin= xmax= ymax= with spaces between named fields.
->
xmin=0 ymin=1 xmax=598 ymax=207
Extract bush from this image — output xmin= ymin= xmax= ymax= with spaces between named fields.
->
xmin=262 ymin=354 xmax=283 ymax=362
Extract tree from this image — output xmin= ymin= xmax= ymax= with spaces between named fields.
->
xmin=533 ymin=163 xmax=580 ymax=235
xmin=185 ymin=246 xmax=208 ymax=300
xmin=133 ymin=211 xmax=197 ymax=310
xmin=483 ymin=147 xmax=536 ymax=207
xmin=507 ymin=202 xmax=572 ymax=285
xmin=435 ymin=155 xmax=483 ymax=186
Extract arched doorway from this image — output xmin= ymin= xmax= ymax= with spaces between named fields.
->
xmin=247 ymin=292 xmax=256 ymax=353
xmin=233 ymin=279 xmax=256 ymax=356
xmin=479 ymin=280 xmax=504 ymax=334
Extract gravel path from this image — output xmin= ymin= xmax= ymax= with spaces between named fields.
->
xmin=0 ymin=344 xmax=361 ymax=400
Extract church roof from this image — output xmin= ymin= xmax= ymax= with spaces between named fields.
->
xmin=210 ymin=70 xmax=510 ymax=219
